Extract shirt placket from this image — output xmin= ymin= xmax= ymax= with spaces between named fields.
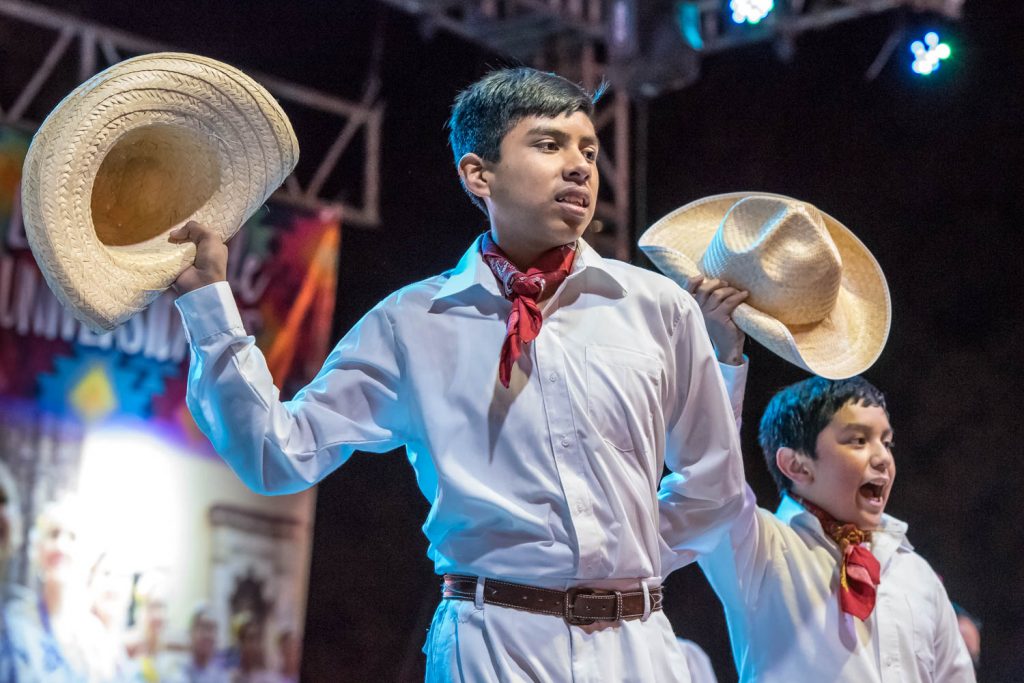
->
xmin=871 ymin=537 xmax=907 ymax=683
xmin=532 ymin=313 xmax=604 ymax=579
xmin=876 ymin=588 xmax=903 ymax=681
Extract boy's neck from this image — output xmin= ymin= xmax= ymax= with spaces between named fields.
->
xmin=792 ymin=493 xmax=880 ymax=532
xmin=488 ymin=230 xmax=574 ymax=272
xmin=491 ymin=241 xmax=545 ymax=271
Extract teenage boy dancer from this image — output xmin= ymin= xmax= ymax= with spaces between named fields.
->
xmin=687 ymin=273 xmax=975 ymax=682
xmin=170 ymin=67 xmax=743 ymax=680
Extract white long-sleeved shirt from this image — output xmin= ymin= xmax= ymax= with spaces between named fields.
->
xmin=701 ymin=362 xmax=976 ymax=682
xmin=175 ymin=235 xmax=744 ymax=586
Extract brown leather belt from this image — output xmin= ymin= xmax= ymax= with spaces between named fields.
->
xmin=441 ymin=574 xmax=663 ymax=625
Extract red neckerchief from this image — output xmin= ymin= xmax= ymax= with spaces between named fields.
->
xmin=480 ymin=233 xmax=576 ymax=388
xmin=796 ymin=496 xmax=882 ymax=621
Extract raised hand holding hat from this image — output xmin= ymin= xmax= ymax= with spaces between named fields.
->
xmin=21 ymin=52 xmax=299 ymax=333
xmin=639 ymin=192 xmax=890 ymax=379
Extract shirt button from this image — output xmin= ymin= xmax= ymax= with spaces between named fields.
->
xmin=561 ymin=437 xmax=571 ymax=447
xmin=576 ymin=502 xmax=586 ymax=513
xmin=548 ymin=372 xmax=558 ymax=382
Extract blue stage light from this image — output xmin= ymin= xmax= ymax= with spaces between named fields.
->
xmin=910 ymin=31 xmax=952 ymax=76
xmin=676 ymin=1 xmax=704 ymax=50
xmin=730 ymin=0 xmax=774 ymax=25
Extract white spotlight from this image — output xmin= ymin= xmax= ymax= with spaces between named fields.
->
xmin=730 ymin=0 xmax=774 ymax=25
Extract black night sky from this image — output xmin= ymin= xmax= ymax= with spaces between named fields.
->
xmin=3 ymin=0 xmax=1022 ymax=680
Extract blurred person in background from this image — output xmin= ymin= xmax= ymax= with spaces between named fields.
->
xmin=227 ymin=611 xmax=282 ymax=683
xmin=87 ymin=549 xmax=137 ymax=681
xmin=274 ymin=628 xmax=299 ymax=683
xmin=953 ymin=603 xmax=981 ymax=673
xmin=128 ymin=571 xmax=178 ymax=682
xmin=18 ymin=495 xmax=113 ymax=681
xmin=0 ymin=462 xmax=22 ymax=585
xmin=172 ymin=603 xmax=228 ymax=683
xmin=0 ymin=460 xmax=39 ymax=682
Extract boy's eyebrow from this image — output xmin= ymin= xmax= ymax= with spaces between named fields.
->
xmin=838 ymin=422 xmax=895 ymax=438
xmin=525 ymin=126 xmax=600 ymax=147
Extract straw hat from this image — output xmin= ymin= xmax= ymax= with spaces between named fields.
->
xmin=21 ymin=52 xmax=299 ymax=333
xmin=639 ymin=192 xmax=890 ymax=379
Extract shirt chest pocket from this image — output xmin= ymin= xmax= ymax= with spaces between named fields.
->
xmin=585 ymin=344 xmax=662 ymax=453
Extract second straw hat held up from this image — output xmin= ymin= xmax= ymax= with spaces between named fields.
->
xmin=21 ymin=52 xmax=299 ymax=333
xmin=639 ymin=193 xmax=890 ymax=379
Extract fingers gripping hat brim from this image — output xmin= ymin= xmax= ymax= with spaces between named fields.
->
xmin=639 ymin=192 xmax=891 ymax=379
xmin=21 ymin=52 xmax=299 ymax=333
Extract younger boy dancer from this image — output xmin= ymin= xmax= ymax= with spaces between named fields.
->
xmin=170 ymin=68 xmax=744 ymax=680
xmin=687 ymin=274 xmax=975 ymax=682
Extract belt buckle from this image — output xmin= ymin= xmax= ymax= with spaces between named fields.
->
xmin=565 ymin=587 xmax=597 ymax=625
xmin=565 ymin=587 xmax=623 ymax=625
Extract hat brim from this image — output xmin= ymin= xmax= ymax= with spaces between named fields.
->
xmin=639 ymin=192 xmax=891 ymax=379
xmin=21 ymin=52 xmax=299 ymax=333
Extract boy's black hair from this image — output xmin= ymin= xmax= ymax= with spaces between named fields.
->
xmin=758 ymin=375 xmax=889 ymax=495
xmin=447 ymin=67 xmax=603 ymax=213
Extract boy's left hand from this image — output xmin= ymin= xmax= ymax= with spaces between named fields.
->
xmin=686 ymin=274 xmax=748 ymax=366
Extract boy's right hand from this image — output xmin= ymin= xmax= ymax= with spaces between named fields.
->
xmin=686 ymin=274 xmax=748 ymax=366
xmin=168 ymin=221 xmax=229 ymax=295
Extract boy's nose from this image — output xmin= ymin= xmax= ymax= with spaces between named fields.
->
xmin=870 ymin=445 xmax=893 ymax=470
xmin=564 ymin=153 xmax=591 ymax=182
xmin=564 ymin=165 xmax=589 ymax=183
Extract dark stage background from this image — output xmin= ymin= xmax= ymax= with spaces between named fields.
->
xmin=6 ymin=0 xmax=1023 ymax=680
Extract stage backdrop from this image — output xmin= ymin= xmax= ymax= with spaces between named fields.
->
xmin=0 ymin=124 xmax=339 ymax=676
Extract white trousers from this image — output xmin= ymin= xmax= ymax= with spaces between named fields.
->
xmin=423 ymin=597 xmax=692 ymax=682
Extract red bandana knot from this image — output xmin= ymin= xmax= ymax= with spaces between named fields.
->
xmin=797 ymin=497 xmax=882 ymax=621
xmin=480 ymin=233 xmax=576 ymax=388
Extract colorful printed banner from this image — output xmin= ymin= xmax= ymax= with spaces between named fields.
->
xmin=0 ymin=126 xmax=340 ymax=453
xmin=0 ymin=124 xmax=336 ymax=681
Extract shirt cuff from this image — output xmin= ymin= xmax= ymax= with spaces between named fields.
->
xmin=173 ymin=281 xmax=245 ymax=342
xmin=718 ymin=356 xmax=749 ymax=422
xmin=718 ymin=355 xmax=749 ymax=385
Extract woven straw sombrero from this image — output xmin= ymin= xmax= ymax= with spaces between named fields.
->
xmin=639 ymin=192 xmax=890 ymax=379
xmin=21 ymin=52 xmax=299 ymax=333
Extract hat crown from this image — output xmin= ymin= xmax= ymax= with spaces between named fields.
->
xmin=698 ymin=197 xmax=843 ymax=326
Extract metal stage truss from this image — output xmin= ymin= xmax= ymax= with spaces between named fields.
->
xmin=0 ymin=0 xmax=383 ymax=226
xmin=380 ymin=0 xmax=962 ymax=259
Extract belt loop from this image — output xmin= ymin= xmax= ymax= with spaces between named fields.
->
xmin=641 ymin=580 xmax=652 ymax=622
xmin=474 ymin=576 xmax=485 ymax=609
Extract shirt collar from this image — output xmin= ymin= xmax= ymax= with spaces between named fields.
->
xmin=775 ymin=491 xmax=913 ymax=557
xmin=431 ymin=233 xmax=629 ymax=302
xmin=571 ymin=238 xmax=629 ymax=297
xmin=431 ymin=233 xmax=497 ymax=302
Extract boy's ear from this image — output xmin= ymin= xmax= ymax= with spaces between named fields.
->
xmin=457 ymin=153 xmax=490 ymax=201
xmin=776 ymin=447 xmax=814 ymax=487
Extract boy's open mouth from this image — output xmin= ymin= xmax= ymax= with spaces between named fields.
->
xmin=858 ymin=481 xmax=886 ymax=502
xmin=555 ymin=189 xmax=590 ymax=208
xmin=556 ymin=196 xmax=587 ymax=207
